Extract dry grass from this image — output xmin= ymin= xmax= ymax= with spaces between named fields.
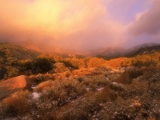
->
xmin=56 ymin=92 xmax=102 ymax=120
xmin=0 ymin=90 xmax=31 ymax=117
xmin=0 ymin=75 xmax=27 ymax=100
xmin=35 ymin=78 xmax=86 ymax=107
xmin=114 ymin=69 xmax=143 ymax=84
xmin=35 ymin=80 xmax=53 ymax=92
xmin=0 ymin=53 xmax=159 ymax=120
xmin=106 ymin=57 xmax=131 ymax=68
xmin=28 ymin=73 xmax=55 ymax=85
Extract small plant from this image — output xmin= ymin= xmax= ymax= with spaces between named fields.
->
xmin=96 ymin=87 xmax=118 ymax=103
xmin=0 ymin=90 xmax=31 ymax=116
xmin=115 ymin=69 xmax=143 ymax=84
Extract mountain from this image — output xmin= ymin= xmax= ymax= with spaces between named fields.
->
xmin=126 ymin=43 xmax=160 ymax=57
xmin=1 ymin=42 xmax=160 ymax=59
xmin=85 ymin=47 xmax=126 ymax=58
xmin=0 ymin=43 xmax=41 ymax=80
xmin=86 ymin=43 xmax=160 ymax=58
xmin=0 ymin=42 xmax=39 ymax=62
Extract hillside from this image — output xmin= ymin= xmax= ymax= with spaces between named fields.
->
xmin=0 ymin=43 xmax=39 ymax=62
xmin=126 ymin=44 xmax=160 ymax=57
xmin=86 ymin=47 xmax=126 ymax=58
xmin=0 ymin=43 xmax=39 ymax=79
xmin=0 ymin=43 xmax=159 ymax=120
xmin=0 ymin=75 xmax=27 ymax=100
xmin=85 ymin=43 xmax=160 ymax=58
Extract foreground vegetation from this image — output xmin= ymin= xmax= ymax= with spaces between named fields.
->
xmin=0 ymin=43 xmax=160 ymax=120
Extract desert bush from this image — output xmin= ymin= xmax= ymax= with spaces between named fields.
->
xmin=81 ymin=75 xmax=110 ymax=91
xmin=60 ymin=93 xmax=102 ymax=120
xmin=29 ymin=74 xmax=55 ymax=85
xmin=105 ymin=57 xmax=132 ymax=68
xmin=30 ymin=99 xmax=57 ymax=120
xmin=18 ymin=60 xmax=32 ymax=75
xmin=115 ymin=69 xmax=143 ymax=84
xmin=0 ymin=66 xmax=7 ymax=79
xmin=62 ymin=60 xmax=77 ymax=69
xmin=62 ymin=57 xmax=86 ymax=69
xmin=39 ymin=79 xmax=86 ymax=106
xmin=66 ymin=58 xmax=86 ymax=69
xmin=96 ymin=87 xmax=118 ymax=103
xmin=53 ymin=62 xmax=69 ymax=73
xmin=31 ymin=57 xmax=54 ymax=74
xmin=87 ymin=57 xmax=105 ymax=68
xmin=35 ymin=80 xmax=53 ymax=92
xmin=142 ymin=66 xmax=160 ymax=80
xmin=0 ymin=90 xmax=31 ymax=116
xmin=132 ymin=60 xmax=157 ymax=67
xmin=131 ymin=52 xmax=160 ymax=67
xmin=4 ymin=66 xmax=19 ymax=78
xmin=19 ymin=57 xmax=54 ymax=75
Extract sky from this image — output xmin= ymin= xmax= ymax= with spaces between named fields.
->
xmin=0 ymin=0 xmax=160 ymax=51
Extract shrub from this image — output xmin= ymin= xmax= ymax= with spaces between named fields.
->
xmin=4 ymin=66 xmax=19 ymax=78
xmin=115 ymin=69 xmax=143 ymax=84
xmin=96 ymin=87 xmax=118 ymax=103
xmin=28 ymin=74 xmax=55 ymax=85
xmin=59 ymin=92 xmax=102 ymax=120
xmin=0 ymin=90 xmax=31 ymax=116
xmin=39 ymin=79 xmax=86 ymax=106
xmin=53 ymin=62 xmax=69 ymax=73
xmin=31 ymin=57 xmax=54 ymax=74
xmin=87 ymin=58 xmax=106 ymax=68
xmin=19 ymin=57 xmax=54 ymax=75
xmin=35 ymin=80 xmax=53 ymax=92
xmin=0 ymin=66 xmax=7 ymax=79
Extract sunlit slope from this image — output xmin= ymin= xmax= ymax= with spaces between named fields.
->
xmin=0 ymin=75 xmax=27 ymax=100
xmin=0 ymin=43 xmax=39 ymax=63
xmin=127 ymin=44 xmax=160 ymax=57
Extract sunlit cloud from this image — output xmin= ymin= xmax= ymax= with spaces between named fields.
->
xmin=0 ymin=0 xmax=159 ymax=51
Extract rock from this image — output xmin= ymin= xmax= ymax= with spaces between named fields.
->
xmin=110 ymin=82 xmax=126 ymax=91
xmin=32 ymin=92 xmax=41 ymax=100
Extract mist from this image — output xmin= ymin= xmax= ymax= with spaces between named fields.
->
xmin=0 ymin=0 xmax=160 ymax=52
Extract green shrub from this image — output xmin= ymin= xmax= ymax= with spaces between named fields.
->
xmin=19 ymin=57 xmax=54 ymax=75
xmin=31 ymin=57 xmax=54 ymax=74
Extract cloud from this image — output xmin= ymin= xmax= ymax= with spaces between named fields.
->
xmin=130 ymin=0 xmax=160 ymax=35
xmin=0 ymin=0 xmax=159 ymax=51
xmin=0 ymin=0 xmax=127 ymax=50
xmin=124 ymin=0 xmax=160 ymax=47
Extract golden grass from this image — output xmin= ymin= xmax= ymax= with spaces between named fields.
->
xmin=0 ymin=75 xmax=27 ymax=100
xmin=0 ymin=90 xmax=30 ymax=116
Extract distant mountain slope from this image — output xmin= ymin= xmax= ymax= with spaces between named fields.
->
xmin=126 ymin=44 xmax=160 ymax=57
xmin=83 ymin=47 xmax=126 ymax=59
xmin=87 ymin=43 xmax=160 ymax=58
xmin=0 ymin=42 xmax=39 ymax=62
xmin=0 ymin=43 xmax=40 ymax=79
